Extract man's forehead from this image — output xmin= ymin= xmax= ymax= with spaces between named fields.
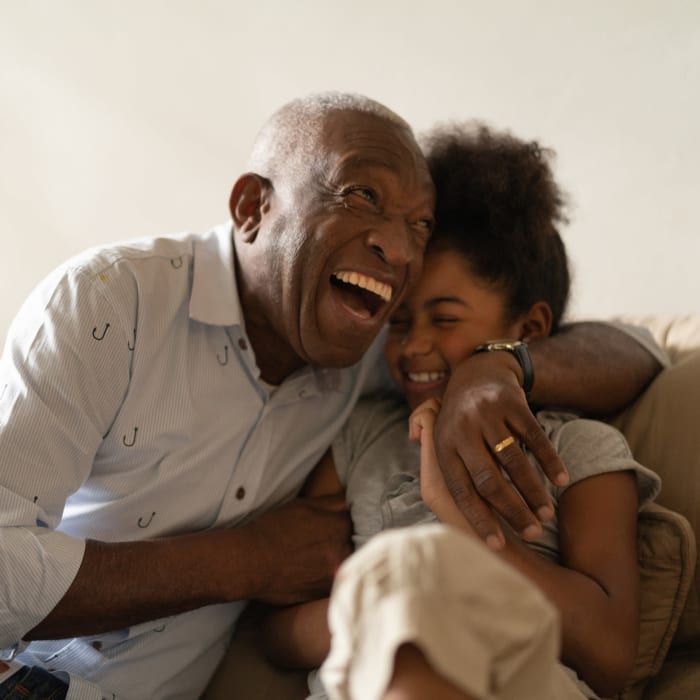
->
xmin=320 ymin=111 xmax=416 ymax=153
xmin=321 ymin=116 xmax=432 ymax=182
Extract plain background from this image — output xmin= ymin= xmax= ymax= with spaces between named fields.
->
xmin=1 ymin=0 xmax=698 ymax=343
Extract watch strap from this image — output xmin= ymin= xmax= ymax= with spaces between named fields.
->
xmin=473 ymin=340 xmax=534 ymax=398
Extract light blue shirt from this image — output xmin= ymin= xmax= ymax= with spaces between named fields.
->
xmin=0 ymin=222 xmax=383 ymax=699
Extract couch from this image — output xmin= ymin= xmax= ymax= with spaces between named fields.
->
xmin=202 ymin=314 xmax=700 ymax=700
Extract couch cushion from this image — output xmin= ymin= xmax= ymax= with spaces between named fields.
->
xmin=613 ymin=349 xmax=700 ymax=648
xmin=641 ymin=647 xmax=700 ymax=700
xmin=618 ymin=503 xmax=697 ymax=700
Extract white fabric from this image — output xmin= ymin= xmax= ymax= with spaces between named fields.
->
xmin=320 ymin=524 xmax=586 ymax=700
xmin=0 ymin=222 xmax=383 ymax=699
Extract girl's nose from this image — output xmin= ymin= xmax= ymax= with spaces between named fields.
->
xmin=401 ymin=330 xmax=432 ymax=357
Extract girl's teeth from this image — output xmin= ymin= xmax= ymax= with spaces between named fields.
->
xmin=407 ymin=371 xmax=446 ymax=383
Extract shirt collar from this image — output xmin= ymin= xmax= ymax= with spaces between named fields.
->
xmin=189 ymin=221 xmax=242 ymax=327
xmin=188 ymin=221 xmax=352 ymax=394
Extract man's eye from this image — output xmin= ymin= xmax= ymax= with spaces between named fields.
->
xmin=345 ymin=187 xmax=377 ymax=205
xmin=432 ymin=316 xmax=458 ymax=325
xmin=412 ymin=218 xmax=434 ymax=245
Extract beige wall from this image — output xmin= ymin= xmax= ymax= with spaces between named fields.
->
xmin=1 ymin=0 xmax=698 ymax=343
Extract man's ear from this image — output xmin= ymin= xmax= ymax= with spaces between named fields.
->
xmin=519 ymin=301 xmax=553 ymax=342
xmin=229 ymin=173 xmax=272 ymax=243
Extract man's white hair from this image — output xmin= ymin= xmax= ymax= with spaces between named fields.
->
xmin=246 ymin=92 xmax=414 ymax=184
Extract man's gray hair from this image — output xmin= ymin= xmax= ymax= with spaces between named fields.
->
xmin=246 ymin=92 xmax=413 ymax=183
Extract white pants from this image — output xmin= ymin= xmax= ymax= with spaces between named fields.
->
xmin=320 ymin=524 xmax=588 ymax=700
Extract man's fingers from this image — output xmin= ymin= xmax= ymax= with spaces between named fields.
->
xmin=520 ymin=419 xmax=569 ymax=487
xmin=486 ymin=435 xmax=549 ymax=536
xmin=466 ymin=446 xmax=545 ymax=539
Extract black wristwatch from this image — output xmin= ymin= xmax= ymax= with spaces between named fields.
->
xmin=473 ymin=340 xmax=534 ymax=398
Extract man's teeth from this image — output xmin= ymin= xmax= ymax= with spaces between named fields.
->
xmin=333 ymin=271 xmax=392 ymax=302
xmin=407 ymin=371 xmax=446 ymax=383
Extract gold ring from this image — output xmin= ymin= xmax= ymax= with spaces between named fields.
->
xmin=493 ymin=435 xmax=516 ymax=453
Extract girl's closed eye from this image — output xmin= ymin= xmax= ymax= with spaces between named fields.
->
xmin=430 ymin=314 xmax=460 ymax=326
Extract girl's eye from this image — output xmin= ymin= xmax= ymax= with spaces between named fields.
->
xmin=432 ymin=316 xmax=458 ymax=325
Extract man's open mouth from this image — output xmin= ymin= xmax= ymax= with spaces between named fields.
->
xmin=330 ymin=270 xmax=392 ymax=319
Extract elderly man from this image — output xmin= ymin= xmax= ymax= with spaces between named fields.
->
xmin=0 ymin=93 xmax=661 ymax=699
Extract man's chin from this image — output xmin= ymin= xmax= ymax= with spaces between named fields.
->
xmin=304 ymin=337 xmax=373 ymax=369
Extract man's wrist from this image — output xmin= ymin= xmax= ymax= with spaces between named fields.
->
xmin=473 ymin=340 xmax=534 ymax=398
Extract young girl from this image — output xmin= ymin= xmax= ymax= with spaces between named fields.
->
xmin=261 ymin=123 xmax=661 ymax=700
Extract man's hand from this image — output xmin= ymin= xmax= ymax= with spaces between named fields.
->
xmin=434 ymin=351 xmax=568 ymax=549
xmin=244 ymin=495 xmax=352 ymax=606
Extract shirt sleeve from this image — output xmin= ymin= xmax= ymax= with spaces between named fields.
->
xmin=542 ymin=412 xmax=662 ymax=506
xmin=593 ymin=319 xmax=670 ymax=369
xmin=0 ymin=263 xmax=133 ymax=648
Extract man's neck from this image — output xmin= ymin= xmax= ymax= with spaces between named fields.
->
xmin=246 ymin=323 xmax=306 ymax=386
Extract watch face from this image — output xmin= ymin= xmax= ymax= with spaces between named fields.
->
xmin=477 ymin=340 xmax=524 ymax=352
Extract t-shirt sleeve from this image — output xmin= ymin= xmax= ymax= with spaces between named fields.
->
xmin=544 ymin=413 xmax=662 ymax=506
xmin=576 ymin=319 xmax=671 ymax=369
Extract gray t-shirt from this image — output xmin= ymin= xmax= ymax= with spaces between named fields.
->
xmin=332 ymin=394 xmax=660 ymax=554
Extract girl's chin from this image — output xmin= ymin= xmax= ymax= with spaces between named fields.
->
xmin=405 ymin=386 xmax=446 ymax=411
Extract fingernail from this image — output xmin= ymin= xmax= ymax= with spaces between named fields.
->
xmin=537 ymin=505 xmax=554 ymax=522
xmin=521 ymin=523 xmax=542 ymax=541
xmin=555 ymin=472 xmax=570 ymax=486
xmin=486 ymin=534 xmax=504 ymax=551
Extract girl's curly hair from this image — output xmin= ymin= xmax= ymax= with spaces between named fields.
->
xmin=422 ymin=122 xmax=571 ymax=332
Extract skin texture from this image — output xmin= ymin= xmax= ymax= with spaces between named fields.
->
xmin=261 ymin=247 xmax=641 ymax=697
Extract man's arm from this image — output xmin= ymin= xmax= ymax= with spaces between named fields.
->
xmin=528 ymin=321 xmax=664 ymax=414
xmin=26 ymin=495 xmax=350 ymax=641
xmin=433 ymin=321 xmax=664 ymax=547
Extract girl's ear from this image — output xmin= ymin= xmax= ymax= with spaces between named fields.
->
xmin=519 ymin=301 xmax=553 ymax=342
xmin=229 ymin=173 xmax=272 ymax=243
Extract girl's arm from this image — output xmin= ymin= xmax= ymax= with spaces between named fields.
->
xmin=259 ymin=448 xmax=342 ymax=668
xmin=411 ymin=400 xmax=640 ymax=698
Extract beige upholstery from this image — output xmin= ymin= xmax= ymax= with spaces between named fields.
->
xmin=203 ymin=315 xmax=700 ymax=700
xmin=617 ymin=504 xmax=696 ymax=700
xmin=613 ymin=347 xmax=700 ymax=648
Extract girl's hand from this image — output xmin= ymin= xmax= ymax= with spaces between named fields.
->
xmin=409 ymin=399 xmax=476 ymax=537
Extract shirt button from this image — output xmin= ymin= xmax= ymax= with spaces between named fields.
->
xmin=236 ymin=486 xmax=246 ymax=500
xmin=238 ymin=338 xmax=248 ymax=350
xmin=92 ymin=641 xmax=103 ymax=650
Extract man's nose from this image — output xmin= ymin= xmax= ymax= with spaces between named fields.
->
xmin=366 ymin=219 xmax=417 ymax=266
